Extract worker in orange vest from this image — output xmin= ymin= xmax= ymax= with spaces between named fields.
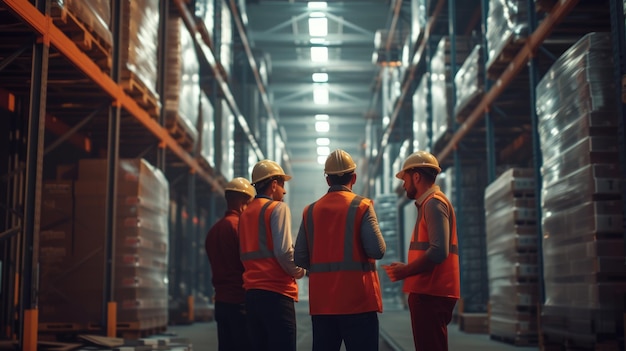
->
xmin=205 ymin=177 xmax=255 ymax=351
xmin=383 ymin=151 xmax=460 ymax=351
xmin=239 ymin=160 xmax=306 ymax=351
xmin=295 ymin=149 xmax=386 ymax=351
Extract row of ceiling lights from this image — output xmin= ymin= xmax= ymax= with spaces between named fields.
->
xmin=307 ymin=2 xmax=332 ymax=164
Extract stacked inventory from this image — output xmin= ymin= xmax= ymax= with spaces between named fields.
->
xmin=120 ymin=0 xmax=160 ymax=97
xmin=39 ymin=159 xmax=170 ymax=333
xmin=485 ymin=0 xmax=529 ymax=76
xmin=197 ymin=92 xmax=215 ymax=168
xmin=454 ymin=45 xmax=484 ymax=123
xmin=536 ymin=32 xmax=625 ymax=348
xmin=374 ymin=194 xmax=403 ymax=308
xmin=412 ymin=75 xmax=429 ymax=151
xmin=164 ymin=15 xmax=201 ymax=148
xmin=485 ymin=168 xmax=538 ymax=345
xmin=430 ymin=37 xmax=472 ymax=145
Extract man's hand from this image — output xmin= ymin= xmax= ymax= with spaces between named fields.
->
xmin=382 ymin=262 xmax=407 ymax=282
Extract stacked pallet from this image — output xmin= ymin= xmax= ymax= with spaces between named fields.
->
xmin=165 ymin=15 xmax=201 ymax=150
xmin=454 ymin=44 xmax=484 ymax=123
xmin=536 ymin=32 xmax=625 ymax=349
xmin=485 ymin=168 xmax=538 ymax=345
xmin=485 ymin=0 xmax=529 ymax=78
xmin=412 ymin=75 xmax=429 ymax=151
xmin=39 ymin=159 xmax=169 ymax=337
xmin=120 ymin=0 xmax=161 ymax=117
xmin=430 ymin=36 xmax=473 ymax=147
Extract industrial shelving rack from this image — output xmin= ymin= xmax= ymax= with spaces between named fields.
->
xmin=367 ymin=0 xmax=626 ymax=348
xmin=0 ymin=0 xmax=284 ymax=349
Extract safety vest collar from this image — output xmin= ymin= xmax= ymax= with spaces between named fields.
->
xmin=415 ymin=185 xmax=441 ymax=207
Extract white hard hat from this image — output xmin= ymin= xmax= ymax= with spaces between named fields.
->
xmin=224 ymin=177 xmax=255 ymax=198
xmin=251 ymin=160 xmax=292 ymax=184
xmin=324 ymin=149 xmax=357 ymax=176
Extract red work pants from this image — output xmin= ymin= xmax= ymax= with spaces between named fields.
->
xmin=408 ymin=293 xmax=458 ymax=351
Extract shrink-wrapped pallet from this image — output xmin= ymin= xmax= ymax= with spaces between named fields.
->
xmin=454 ymin=45 xmax=484 ymax=122
xmin=412 ymin=75 xmax=429 ymax=151
xmin=485 ymin=0 xmax=529 ymax=73
xmin=50 ymin=0 xmax=112 ymax=47
xmin=165 ymin=16 xmax=201 ymax=146
xmin=39 ymin=159 xmax=169 ymax=333
xmin=536 ymin=32 xmax=624 ymax=347
xmin=431 ymin=37 xmax=472 ymax=144
xmin=485 ymin=168 xmax=538 ymax=344
xmin=120 ymin=0 xmax=160 ymax=99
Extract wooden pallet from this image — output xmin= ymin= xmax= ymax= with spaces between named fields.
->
xmin=166 ymin=116 xmax=197 ymax=152
xmin=49 ymin=2 xmax=112 ymax=74
xmin=117 ymin=316 xmax=168 ymax=339
xmin=120 ymin=71 xmax=161 ymax=119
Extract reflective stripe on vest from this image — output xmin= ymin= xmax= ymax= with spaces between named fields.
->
xmin=240 ymin=201 xmax=275 ymax=261
xmin=306 ymin=196 xmax=376 ymax=273
xmin=409 ymin=241 xmax=458 ymax=254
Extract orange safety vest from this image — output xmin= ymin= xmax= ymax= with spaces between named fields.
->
xmin=403 ymin=191 xmax=460 ymax=298
xmin=239 ymin=197 xmax=299 ymax=301
xmin=303 ymin=191 xmax=382 ymax=314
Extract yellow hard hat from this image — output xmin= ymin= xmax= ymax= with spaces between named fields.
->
xmin=224 ymin=177 xmax=256 ymax=198
xmin=324 ymin=149 xmax=356 ymax=176
xmin=395 ymin=151 xmax=441 ymax=179
xmin=251 ymin=160 xmax=292 ymax=184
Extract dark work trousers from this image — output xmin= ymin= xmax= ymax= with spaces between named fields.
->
xmin=245 ymin=289 xmax=297 ymax=351
xmin=311 ymin=311 xmax=379 ymax=351
xmin=214 ymin=301 xmax=251 ymax=351
xmin=408 ymin=293 xmax=458 ymax=351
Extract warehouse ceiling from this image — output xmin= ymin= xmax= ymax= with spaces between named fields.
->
xmin=243 ymin=0 xmax=392 ymax=192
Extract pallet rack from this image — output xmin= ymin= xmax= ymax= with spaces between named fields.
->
xmin=0 ymin=0 xmax=286 ymax=349
xmin=367 ymin=0 xmax=626 ymax=348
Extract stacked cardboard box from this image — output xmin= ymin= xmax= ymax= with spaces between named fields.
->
xmin=39 ymin=159 xmax=169 ymax=333
xmin=536 ymin=32 xmax=625 ymax=348
xmin=485 ymin=168 xmax=538 ymax=344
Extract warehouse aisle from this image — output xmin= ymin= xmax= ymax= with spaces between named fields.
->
xmin=168 ymin=301 xmax=539 ymax=351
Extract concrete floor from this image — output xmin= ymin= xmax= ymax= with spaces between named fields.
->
xmin=168 ymin=301 xmax=539 ymax=351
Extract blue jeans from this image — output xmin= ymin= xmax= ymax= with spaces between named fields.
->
xmin=311 ymin=311 xmax=379 ymax=351
xmin=245 ymin=289 xmax=297 ymax=351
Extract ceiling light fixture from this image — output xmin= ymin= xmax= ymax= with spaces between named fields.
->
xmin=307 ymin=2 xmax=327 ymax=9
xmin=312 ymin=73 xmax=328 ymax=82
xmin=315 ymin=114 xmax=329 ymax=121
xmin=315 ymin=121 xmax=330 ymax=132
xmin=308 ymin=17 xmax=328 ymax=37
xmin=316 ymin=137 xmax=330 ymax=146
xmin=313 ymin=84 xmax=329 ymax=104
xmin=317 ymin=146 xmax=330 ymax=155
xmin=310 ymin=47 xmax=328 ymax=62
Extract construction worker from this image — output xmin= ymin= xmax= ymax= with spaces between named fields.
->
xmin=239 ymin=160 xmax=306 ymax=351
xmin=383 ymin=151 xmax=460 ymax=351
xmin=205 ymin=177 xmax=255 ymax=351
xmin=295 ymin=149 xmax=386 ymax=351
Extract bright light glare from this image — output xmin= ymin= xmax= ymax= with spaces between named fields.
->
xmin=310 ymin=38 xmax=326 ymax=44
xmin=310 ymin=47 xmax=328 ymax=62
xmin=309 ymin=11 xmax=326 ymax=18
xmin=313 ymin=85 xmax=329 ymax=104
xmin=309 ymin=17 xmax=327 ymax=36
xmin=317 ymin=155 xmax=327 ymax=164
xmin=315 ymin=121 xmax=330 ymax=132
xmin=316 ymin=137 xmax=330 ymax=146
xmin=317 ymin=146 xmax=330 ymax=155
xmin=312 ymin=73 xmax=328 ymax=82
xmin=315 ymin=114 xmax=329 ymax=121
xmin=308 ymin=2 xmax=327 ymax=9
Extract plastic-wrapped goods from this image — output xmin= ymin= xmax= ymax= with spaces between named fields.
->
xmin=410 ymin=0 xmax=427 ymax=45
xmin=220 ymin=0 xmax=234 ymax=76
xmin=431 ymin=37 xmax=473 ymax=144
xmin=485 ymin=0 xmax=529 ymax=71
xmin=121 ymin=0 xmax=160 ymax=97
xmin=412 ymin=75 xmax=429 ymax=151
xmin=165 ymin=17 xmax=201 ymax=145
xmin=454 ymin=45 xmax=484 ymax=122
xmin=485 ymin=168 xmax=538 ymax=343
xmin=536 ymin=32 xmax=624 ymax=347
xmin=50 ymin=0 xmax=112 ymax=47
xmin=198 ymin=92 xmax=215 ymax=167
xmin=39 ymin=159 xmax=170 ymax=329
xmin=194 ymin=0 xmax=214 ymax=33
